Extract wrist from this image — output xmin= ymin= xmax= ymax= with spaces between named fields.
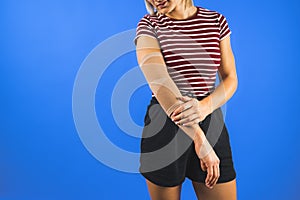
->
xmin=199 ymin=139 xmax=213 ymax=159
xmin=193 ymin=129 xmax=206 ymax=144
xmin=194 ymin=134 xmax=213 ymax=159
xmin=199 ymin=95 xmax=213 ymax=114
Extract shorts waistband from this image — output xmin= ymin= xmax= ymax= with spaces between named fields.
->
xmin=151 ymin=94 xmax=208 ymax=104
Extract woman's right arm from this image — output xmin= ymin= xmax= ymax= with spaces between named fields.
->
xmin=136 ymin=35 xmax=220 ymax=188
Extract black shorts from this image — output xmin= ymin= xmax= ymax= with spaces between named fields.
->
xmin=139 ymin=96 xmax=236 ymax=187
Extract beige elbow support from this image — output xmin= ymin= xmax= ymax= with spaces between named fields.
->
xmin=139 ymin=52 xmax=183 ymax=117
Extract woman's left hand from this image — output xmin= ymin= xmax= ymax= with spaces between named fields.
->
xmin=170 ymin=96 xmax=212 ymax=126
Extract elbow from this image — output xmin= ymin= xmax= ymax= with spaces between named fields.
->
xmin=223 ymin=73 xmax=238 ymax=95
xmin=222 ymin=72 xmax=238 ymax=95
xmin=232 ymin=75 xmax=238 ymax=95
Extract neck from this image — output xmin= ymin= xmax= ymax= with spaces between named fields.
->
xmin=165 ymin=1 xmax=196 ymax=20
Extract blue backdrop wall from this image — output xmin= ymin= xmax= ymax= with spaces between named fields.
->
xmin=1 ymin=0 xmax=300 ymax=199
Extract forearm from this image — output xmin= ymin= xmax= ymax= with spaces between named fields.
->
xmin=154 ymin=85 xmax=202 ymax=138
xmin=202 ymin=35 xmax=238 ymax=112
xmin=136 ymin=36 xmax=213 ymax=158
xmin=151 ymin=83 xmax=212 ymax=158
xmin=139 ymin=55 xmax=212 ymax=158
xmin=202 ymin=74 xmax=238 ymax=113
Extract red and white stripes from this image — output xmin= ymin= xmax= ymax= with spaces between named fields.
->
xmin=135 ymin=6 xmax=231 ymax=97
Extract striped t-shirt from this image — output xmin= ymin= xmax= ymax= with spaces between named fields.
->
xmin=134 ymin=6 xmax=232 ymax=97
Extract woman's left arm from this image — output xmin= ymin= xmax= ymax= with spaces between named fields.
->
xmin=171 ymin=35 xmax=238 ymax=125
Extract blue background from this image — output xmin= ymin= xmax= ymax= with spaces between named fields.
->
xmin=1 ymin=0 xmax=300 ymax=199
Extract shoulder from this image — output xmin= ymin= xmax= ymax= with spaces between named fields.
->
xmin=136 ymin=13 xmax=160 ymax=26
xmin=197 ymin=6 xmax=225 ymax=20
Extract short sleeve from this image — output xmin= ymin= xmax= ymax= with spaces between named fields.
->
xmin=134 ymin=15 xmax=157 ymax=45
xmin=218 ymin=13 xmax=232 ymax=41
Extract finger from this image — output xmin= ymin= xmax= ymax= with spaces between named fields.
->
xmin=177 ymin=96 xmax=192 ymax=102
xmin=171 ymin=105 xmax=183 ymax=117
xmin=182 ymin=101 xmax=193 ymax=111
xmin=210 ymin=165 xmax=219 ymax=187
xmin=208 ymin=165 xmax=216 ymax=187
xmin=200 ymin=160 xmax=207 ymax=171
xmin=205 ymin=165 xmax=214 ymax=188
xmin=215 ymin=165 xmax=220 ymax=185
xmin=171 ymin=101 xmax=193 ymax=117
xmin=176 ymin=113 xmax=198 ymax=125
xmin=217 ymin=163 xmax=220 ymax=179
xmin=172 ymin=107 xmax=194 ymax=121
xmin=182 ymin=117 xmax=201 ymax=126
xmin=176 ymin=96 xmax=188 ymax=101
xmin=171 ymin=103 xmax=186 ymax=117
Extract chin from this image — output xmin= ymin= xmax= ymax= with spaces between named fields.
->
xmin=157 ymin=8 xmax=171 ymax=14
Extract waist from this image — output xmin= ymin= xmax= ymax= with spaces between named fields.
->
xmin=150 ymin=94 xmax=208 ymax=104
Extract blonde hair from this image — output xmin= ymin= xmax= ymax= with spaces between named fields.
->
xmin=144 ymin=0 xmax=156 ymax=16
xmin=144 ymin=0 xmax=194 ymax=16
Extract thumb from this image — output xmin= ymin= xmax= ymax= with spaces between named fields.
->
xmin=176 ymin=96 xmax=191 ymax=102
xmin=200 ymin=160 xmax=207 ymax=171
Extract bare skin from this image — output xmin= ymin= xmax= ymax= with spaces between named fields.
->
xmin=137 ymin=32 xmax=220 ymax=190
xmin=146 ymin=179 xmax=237 ymax=200
xmin=146 ymin=180 xmax=182 ymax=200
xmin=138 ymin=0 xmax=238 ymax=199
xmin=192 ymin=179 xmax=237 ymax=200
xmin=171 ymin=33 xmax=238 ymax=127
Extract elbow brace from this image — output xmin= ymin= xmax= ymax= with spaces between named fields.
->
xmin=139 ymin=52 xmax=183 ymax=117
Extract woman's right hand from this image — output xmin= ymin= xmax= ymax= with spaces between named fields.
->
xmin=194 ymin=140 xmax=220 ymax=189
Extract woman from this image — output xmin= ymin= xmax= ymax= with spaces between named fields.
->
xmin=134 ymin=0 xmax=238 ymax=199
